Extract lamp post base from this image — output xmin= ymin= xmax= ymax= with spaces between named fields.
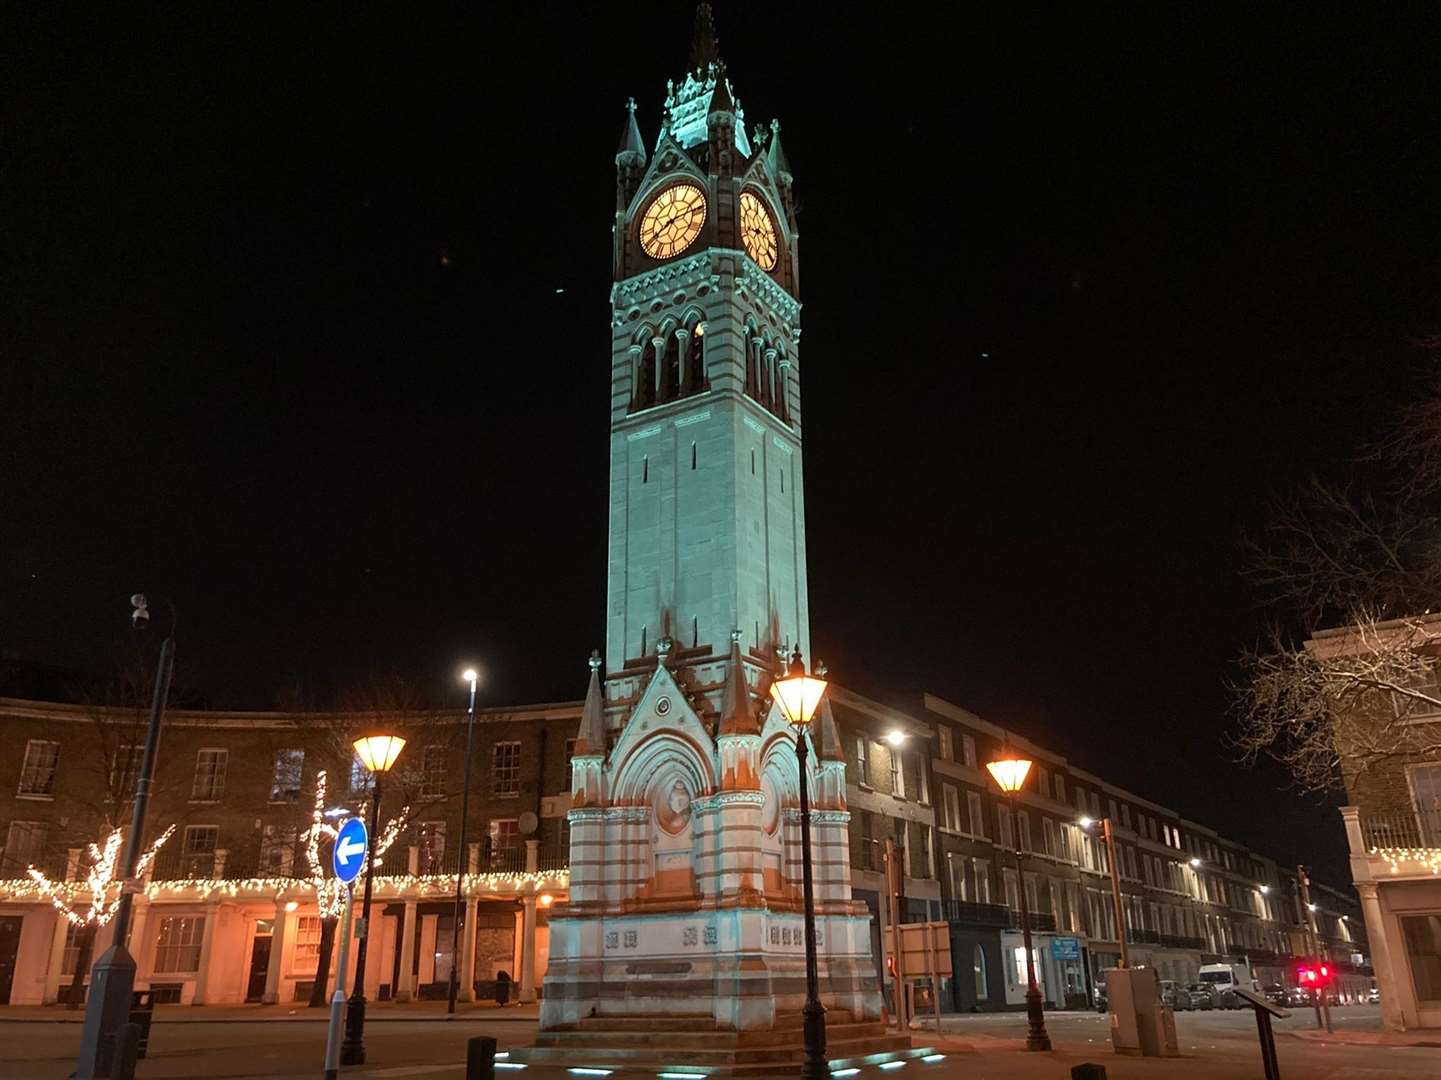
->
xmin=74 ymin=944 xmax=138 ymax=1080
xmin=340 ymin=993 xmax=366 ymax=1065
xmin=800 ymin=997 xmax=828 ymax=1080
xmin=1024 ymin=987 xmax=1052 ymax=1051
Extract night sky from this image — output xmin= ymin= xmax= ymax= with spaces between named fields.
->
xmin=7 ymin=6 xmax=1441 ymax=885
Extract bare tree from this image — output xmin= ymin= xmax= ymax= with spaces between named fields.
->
xmin=1234 ymin=357 xmax=1441 ymax=792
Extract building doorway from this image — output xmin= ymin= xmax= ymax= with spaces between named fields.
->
xmin=0 ymin=916 xmax=22 ymax=1005
xmin=245 ymin=920 xmax=274 ymax=1003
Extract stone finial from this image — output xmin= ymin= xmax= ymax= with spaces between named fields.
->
xmin=657 ymin=635 xmax=674 ymax=663
xmin=719 ymin=628 xmax=758 ymax=737
xmin=589 ymin=649 xmax=602 ymax=673
xmin=575 ymin=649 xmax=607 ymax=757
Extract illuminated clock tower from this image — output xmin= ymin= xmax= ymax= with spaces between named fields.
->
xmin=604 ymin=1 xmax=808 ymax=710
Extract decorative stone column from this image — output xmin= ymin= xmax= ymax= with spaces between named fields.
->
xmin=129 ymin=895 xmax=153 ymax=985
xmin=629 ymin=344 xmax=644 ymax=409
xmin=1357 ymin=882 xmax=1403 ymax=1030
xmin=777 ymin=358 xmax=792 ymax=421
xmin=395 ymin=900 xmax=418 ymax=1002
xmin=191 ymin=901 xmax=221 ymax=1004
xmin=518 ymin=838 xmax=541 ymax=1003
xmin=652 ymin=335 xmax=669 ymax=402
xmin=43 ymin=911 xmax=70 ymax=1004
xmin=459 ymin=895 xmax=479 ymax=1003
xmin=674 ymin=327 xmax=691 ymax=396
xmin=262 ymin=898 xmax=290 ymax=1005
xmin=763 ymin=347 xmax=778 ymax=410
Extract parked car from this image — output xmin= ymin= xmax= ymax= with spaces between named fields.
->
xmin=1367 ymin=984 xmax=1381 ymax=1005
xmin=1160 ymin=980 xmax=1190 ymax=1011
xmin=1263 ymin=984 xmax=1290 ymax=1007
xmin=1287 ymin=986 xmax=1313 ymax=1008
xmin=1186 ymin=983 xmax=1217 ymax=1010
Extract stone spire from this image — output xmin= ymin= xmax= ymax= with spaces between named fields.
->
xmin=767 ymin=119 xmax=792 ymax=184
xmin=574 ymin=650 xmax=607 ymax=756
xmin=689 ymin=2 xmax=721 ymax=78
xmin=718 ymin=629 xmax=757 ymax=736
xmin=616 ymin=97 xmax=647 ymax=165
xmin=707 ymin=64 xmax=734 ymax=117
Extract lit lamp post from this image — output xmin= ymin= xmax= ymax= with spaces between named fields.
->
xmin=448 ymin=668 xmax=479 ymax=1015
xmin=769 ymin=646 xmax=830 ymax=1080
xmin=341 ymin=732 xmax=406 ymax=1066
xmin=986 ymin=754 xmax=1052 ymax=1052
xmin=75 ymin=594 xmax=176 ymax=1080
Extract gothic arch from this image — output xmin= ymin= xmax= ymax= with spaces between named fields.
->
xmin=610 ymin=729 xmax=717 ymax=807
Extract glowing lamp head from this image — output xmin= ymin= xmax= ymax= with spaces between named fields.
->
xmin=353 ymin=734 xmax=406 ymax=774
xmin=885 ymin=730 xmax=907 ymax=747
xmin=462 ymin=668 xmax=478 ymax=684
xmin=1259 ymin=884 xmax=1270 ymax=895
xmin=285 ymin=900 xmax=298 ymax=912
xmin=1078 ymin=816 xmax=1095 ymax=829
xmin=539 ymin=893 xmax=554 ymax=908
xmin=985 ymin=756 xmax=1033 ymax=795
xmin=1189 ymin=857 xmax=1202 ymax=869
xmin=1307 ymin=903 xmax=1317 ymax=912
xmin=769 ymin=647 xmax=828 ymax=729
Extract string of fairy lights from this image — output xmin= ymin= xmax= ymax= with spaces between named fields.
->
xmin=1371 ymin=846 xmax=1441 ymax=876
xmin=25 ymin=824 xmax=177 ymax=928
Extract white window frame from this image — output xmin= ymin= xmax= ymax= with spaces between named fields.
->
xmin=111 ymin=742 xmax=143 ymax=800
xmin=492 ymin=741 xmax=521 ymax=798
xmin=971 ymin=858 xmax=992 ymax=905
xmin=961 ymin=733 xmax=977 ymax=769
xmin=942 ymin=785 xmax=962 ymax=832
xmin=3 ymin=820 xmax=48 ymax=874
xmin=191 ymin=748 xmax=228 ymax=801
xmin=890 ymin=748 xmax=905 ymax=799
xmin=421 ymin=744 xmax=449 ymax=799
xmin=418 ymin=820 xmax=447 ymax=873
xmin=260 ymin=824 xmax=296 ymax=875
xmin=269 ymin=748 xmax=305 ymax=803
xmin=967 ymin=791 xmax=985 ymax=838
xmin=937 ymin=726 xmax=953 ymax=763
xmin=17 ymin=739 xmax=60 ymax=798
xmin=855 ymin=736 xmax=870 ymax=786
xmin=153 ymin=915 xmax=206 ymax=974
xmin=290 ymin=915 xmax=323 ymax=974
xmin=916 ymin=756 xmax=930 ymax=805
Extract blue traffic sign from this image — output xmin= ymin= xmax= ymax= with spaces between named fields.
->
xmin=1051 ymin=936 xmax=1081 ymax=961
xmin=332 ymin=817 xmax=368 ymax=884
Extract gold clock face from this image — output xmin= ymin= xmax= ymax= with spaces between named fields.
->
xmin=738 ymin=191 xmax=778 ymax=270
xmin=639 ymin=183 xmax=708 ymax=260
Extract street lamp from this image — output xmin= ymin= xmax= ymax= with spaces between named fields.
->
xmin=770 ymin=646 xmax=830 ymax=1080
xmin=448 ymin=667 xmax=480 ymax=1015
xmin=1078 ymin=817 xmax=1129 ymax=971
xmin=341 ymin=732 xmax=406 ymax=1066
xmin=75 ymin=594 xmax=176 ymax=1080
xmin=985 ymin=753 xmax=1052 ymax=1052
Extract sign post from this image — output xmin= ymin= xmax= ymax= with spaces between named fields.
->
xmin=324 ymin=818 xmax=367 ymax=1080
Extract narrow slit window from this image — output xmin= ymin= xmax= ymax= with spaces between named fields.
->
xmin=780 ymin=469 xmax=784 ymax=493
xmin=751 ymin=449 xmax=756 ymax=475
xmin=642 ymin=455 xmax=649 ymax=484
xmin=692 ymin=616 xmax=699 ymax=646
xmin=641 ymin=627 xmax=647 ymax=656
xmin=691 ymin=442 xmax=697 ymax=470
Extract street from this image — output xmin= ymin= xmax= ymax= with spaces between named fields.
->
xmin=1 ymin=1005 xmax=1435 ymax=1079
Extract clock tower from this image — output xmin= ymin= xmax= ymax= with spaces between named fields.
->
xmin=529 ymin=6 xmax=890 ymax=1061
xmin=605 ymin=1 xmax=808 ymax=714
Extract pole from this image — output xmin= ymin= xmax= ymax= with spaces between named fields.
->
xmin=1102 ymin=819 xmax=1129 ymax=970
xmin=448 ymin=678 xmax=479 ymax=1014
xmin=885 ymin=836 xmax=907 ymax=1031
xmin=1012 ymin=792 xmax=1051 ymax=1052
xmin=1297 ymin=867 xmax=1332 ymax=1034
xmin=795 ymin=727 xmax=828 ymax=1080
xmin=75 ymin=632 xmax=174 ymax=1080
xmin=342 ymin=773 xmax=384 ymax=1066
xmin=324 ymin=885 xmax=355 ymax=1080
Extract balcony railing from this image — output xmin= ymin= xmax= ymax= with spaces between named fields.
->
xmin=1006 ymin=910 xmax=1057 ymax=933
xmin=1362 ymin=808 xmax=1441 ymax=850
xmin=941 ymin=900 xmax=1011 ymax=927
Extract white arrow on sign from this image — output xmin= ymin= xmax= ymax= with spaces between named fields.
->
xmin=335 ymin=835 xmax=366 ymax=867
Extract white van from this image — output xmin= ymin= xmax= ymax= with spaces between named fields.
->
xmin=1197 ymin=962 xmax=1259 ymax=1008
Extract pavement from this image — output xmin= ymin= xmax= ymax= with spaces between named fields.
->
xmin=0 ymin=1002 xmax=1435 ymax=1079
xmin=0 ymin=1000 xmax=542 ymax=1024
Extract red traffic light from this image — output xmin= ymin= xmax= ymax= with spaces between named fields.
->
xmin=1297 ymin=963 xmax=1333 ymax=988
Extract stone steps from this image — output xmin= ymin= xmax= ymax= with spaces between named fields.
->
xmin=534 ymin=1020 xmax=890 ymax=1050
xmin=512 ymin=1034 xmax=923 ymax=1068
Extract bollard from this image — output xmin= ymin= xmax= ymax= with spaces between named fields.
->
xmin=112 ymin=1022 xmax=142 ymax=1080
xmin=466 ymin=1035 xmax=497 ymax=1080
xmin=1071 ymin=1065 xmax=1107 ymax=1080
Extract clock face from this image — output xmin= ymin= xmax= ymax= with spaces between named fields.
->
xmin=639 ymin=183 xmax=708 ymax=260
xmin=738 ymin=191 xmax=778 ymax=271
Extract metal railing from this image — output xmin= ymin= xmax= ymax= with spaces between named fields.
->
xmin=1362 ymin=807 xmax=1441 ymax=850
xmin=1006 ymin=909 xmax=1057 ymax=933
xmin=941 ymin=900 xmax=1011 ymax=927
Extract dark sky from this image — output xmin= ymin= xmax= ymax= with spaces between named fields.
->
xmin=7 ymin=5 xmax=1441 ymax=885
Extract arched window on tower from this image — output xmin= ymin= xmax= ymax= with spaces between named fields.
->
xmin=743 ymin=324 xmax=759 ymax=399
xmin=690 ymin=322 xmax=708 ymax=393
xmin=634 ymin=337 xmax=658 ymax=411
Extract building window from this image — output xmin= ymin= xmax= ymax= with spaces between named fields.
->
xmin=181 ymin=825 xmax=218 ymax=877
xmin=418 ymin=821 xmax=446 ymax=874
xmin=111 ymin=743 xmax=143 ymax=800
xmin=949 ymin=854 xmax=967 ymax=901
xmin=937 ymin=726 xmax=953 ymax=762
xmin=564 ymin=738 xmax=577 ymax=787
xmin=916 ymin=757 xmax=930 ymax=805
xmin=997 ymin=805 xmax=1014 ymax=850
xmin=261 ymin=825 xmax=297 ymax=875
xmin=291 ymin=915 xmax=322 ymax=972
xmin=492 ymin=741 xmax=521 ymax=797
xmin=942 ymin=786 xmax=961 ymax=832
xmin=487 ymin=818 xmax=520 ymax=869
xmin=61 ymin=921 xmax=84 ymax=976
xmin=1017 ymin=811 xmax=1032 ymax=853
xmin=153 ymin=916 xmax=206 ymax=974
xmin=1120 ymin=803 xmax=1132 ymax=830
xmin=1043 ymin=818 xmax=1058 ymax=858
xmin=192 ymin=748 xmax=228 ymax=801
xmin=855 ymin=737 xmax=870 ymax=786
xmin=1036 ymin=768 xmax=1049 ymax=799
xmin=967 ymin=791 xmax=985 ymax=837
xmin=350 ymin=752 xmax=375 ymax=794
xmin=269 ymin=749 xmax=304 ymax=803
xmin=890 ymin=749 xmax=905 ymax=799
xmin=421 ymin=744 xmax=448 ymax=799
xmin=17 ymin=739 xmax=59 ymax=797
xmin=1002 ymin=867 xmax=1020 ymax=912
xmin=972 ymin=858 xmax=991 ymax=904
xmin=2 ymin=820 xmax=48 ymax=875
xmin=1053 ymin=775 xmax=1065 ymax=804
xmin=973 ymin=945 xmax=988 ymax=1000
xmin=961 ymin=734 xmax=977 ymax=769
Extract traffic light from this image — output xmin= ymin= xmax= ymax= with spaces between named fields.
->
xmin=1297 ymin=963 xmax=1333 ymax=989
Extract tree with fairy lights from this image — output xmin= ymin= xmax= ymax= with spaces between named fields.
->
xmin=28 ymin=824 xmax=176 ymax=1007
xmin=301 ymin=769 xmax=410 ymax=1006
